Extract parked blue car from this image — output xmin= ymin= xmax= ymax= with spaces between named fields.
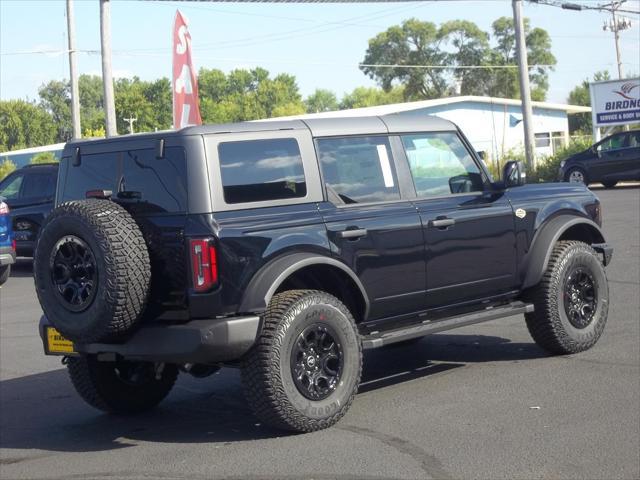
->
xmin=0 ymin=197 xmax=16 ymax=285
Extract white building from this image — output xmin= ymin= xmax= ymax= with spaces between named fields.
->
xmin=271 ymin=95 xmax=591 ymax=164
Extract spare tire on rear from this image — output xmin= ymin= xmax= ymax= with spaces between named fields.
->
xmin=34 ymin=199 xmax=151 ymax=343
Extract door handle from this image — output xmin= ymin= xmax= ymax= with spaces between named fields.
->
xmin=429 ymin=218 xmax=456 ymax=229
xmin=338 ymin=228 xmax=368 ymax=239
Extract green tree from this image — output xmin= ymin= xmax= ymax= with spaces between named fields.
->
xmin=305 ymin=89 xmax=339 ymax=113
xmin=0 ymin=158 xmax=17 ymax=181
xmin=0 ymin=100 xmax=57 ymax=152
xmin=567 ymin=71 xmax=611 ymax=133
xmin=339 ymin=86 xmax=405 ymax=109
xmin=360 ymin=17 xmax=556 ymax=101
xmin=438 ymin=20 xmax=492 ymax=96
xmin=361 ymin=18 xmax=449 ymax=100
xmin=78 ymin=75 xmax=106 ymax=133
xmin=198 ymin=67 xmax=305 ymax=123
xmin=30 ymin=151 xmax=58 ymax=164
xmin=38 ymin=80 xmax=72 ymax=141
xmin=489 ymin=17 xmax=556 ymax=101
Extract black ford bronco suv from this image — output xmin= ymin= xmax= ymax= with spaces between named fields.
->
xmin=35 ymin=114 xmax=613 ymax=432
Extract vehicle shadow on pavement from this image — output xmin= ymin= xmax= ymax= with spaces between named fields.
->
xmin=0 ymin=334 xmax=548 ymax=453
xmin=8 ymin=258 xmax=33 ymax=278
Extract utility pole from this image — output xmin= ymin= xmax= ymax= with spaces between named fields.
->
xmin=100 ymin=0 xmax=117 ymax=137
xmin=512 ymin=0 xmax=536 ymax=172
xmin=602 ymin=1 xmax=632 ymax=80
xmin=66 ymin=0 xmax=81 ymax=139
xmin=123 ymin=116 xmax=137 ymax=134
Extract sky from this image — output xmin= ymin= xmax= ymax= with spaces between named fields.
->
xmin=1 ymin=0 xmax=639 ymax=105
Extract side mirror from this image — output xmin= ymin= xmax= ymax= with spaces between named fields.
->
xmin=503 ymin=160 xmax=526 ymax=188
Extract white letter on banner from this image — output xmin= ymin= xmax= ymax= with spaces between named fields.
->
xmin=175 ymin=64 xmax=193 ymax=94
xmin=180 ymin=104 xmax=191 ymax=128
xmin=176 ymin=25 xmax=188 ymax=55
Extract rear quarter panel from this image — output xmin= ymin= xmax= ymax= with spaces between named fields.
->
xmin=193 ymin=203 xmax=330 ymax=317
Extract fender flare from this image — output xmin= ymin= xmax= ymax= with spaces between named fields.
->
xmin=521 ymin=215 xmax=606 ymax=289
xmin=238 ymin=252 xmax=370 ymax=318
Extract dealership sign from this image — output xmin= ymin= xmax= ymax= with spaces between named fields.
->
xmin=590 ymin=78 xmax=640 ymax=127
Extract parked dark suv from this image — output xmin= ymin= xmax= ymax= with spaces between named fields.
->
xmin=559 ymin=130 xmax=640 ymax=188
xmin=36 ymin=115 xmax=612 ymax=432
xmin=0 ymin=163 xmax=58 ymax=256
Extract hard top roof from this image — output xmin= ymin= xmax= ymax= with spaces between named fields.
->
xmin=63 ymin=113 xmax=457 ymax=151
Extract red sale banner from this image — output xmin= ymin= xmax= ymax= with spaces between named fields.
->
xmin=172 ymin=10 xmax=202 ymax=129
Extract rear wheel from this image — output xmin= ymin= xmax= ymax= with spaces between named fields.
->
xmin=0 ymin=265 xmax=9 ymax=285
xmin=524 ymin=241 xmax=608 ymax=355
xmin=67 ymin=355 xmax=178 ymax=414
xmin=242 ymin=290 xmax=362 ymax=432
xmin=565 ymin=167 xmax=587 ymax=185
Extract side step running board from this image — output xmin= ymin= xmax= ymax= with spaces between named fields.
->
xmin=361 ymin=301 xmax=534 ymax=350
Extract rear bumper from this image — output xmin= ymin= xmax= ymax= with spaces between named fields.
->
xmin=0 ymin=246 xmax=16 ymax=266
xmin=593 ymin=243 xmax=613 ymax=266
xmin=39 ymin=314 xmax=261 ymax=364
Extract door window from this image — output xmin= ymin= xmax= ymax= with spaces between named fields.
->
xmin=317 ymin=136 xmax=399 ymax=204
xmin=628 ymin=131 xmax=640 ymax=148
xmin=218 ymin=138 xmax=306 ymax=204
xmin=0 ymin=173 xmax=24 ymax=200
xmin=597 ymin=134 xmax=626 ymax=152
xmin=401 ymin=132 xmax=484 ymax=198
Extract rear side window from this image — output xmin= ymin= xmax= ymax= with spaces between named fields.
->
xmin=218 ymin=138 xmax=306 ymax=204
xmin=22 ymin=172 xmax=56 ymax=200
xmin=317 ymin=136 xmax=399 ymax=204
xmin=60 ymin=147 xmax=187 ymax=213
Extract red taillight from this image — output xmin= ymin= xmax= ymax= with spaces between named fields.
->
xmin=11 ymin=239 xmax=16 ymax=251
xmin=0 ymin=202 xmax=8 ymax=214
xmin=190 ymin=238 xmax=218 ymax=292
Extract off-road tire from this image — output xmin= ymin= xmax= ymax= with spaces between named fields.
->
xmin=242 ymin=290 xmax=362 ymax=432
xmin=34 ymin=200 xmax=150 ymax=343
xmin=524 ymin=241 xmax=608 ymax=355
xmin=67 ymin=355 xmax=178 ymax=414
xmin=602 ymin=181 xmax=617 ymax=189
xmin=0 ymin=265 xmax=10 ymax=285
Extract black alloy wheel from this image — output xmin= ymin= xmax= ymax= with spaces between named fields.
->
xmin=50 ymin=235 xmax=97 ymax=312
xmin=291 ymin=323 xmax=343 ymax=401
xmin=563 ymin=268 xmax=597 ymax=329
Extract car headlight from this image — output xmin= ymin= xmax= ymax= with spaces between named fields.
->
xmin=560 ymin=160 xmax=566 ymax=169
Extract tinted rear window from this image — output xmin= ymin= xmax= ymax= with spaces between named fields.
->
xmin=218 ymin=138 xmax=306 ymax=204
xmin=60 ymin=147 xmax=187 ymax=213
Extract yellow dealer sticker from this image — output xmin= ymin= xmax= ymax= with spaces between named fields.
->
xmin=46 ymin=327 xmax=76 ymax=355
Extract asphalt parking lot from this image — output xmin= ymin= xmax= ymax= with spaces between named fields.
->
xmin=1 ymin=186 xmax=638 ymax=480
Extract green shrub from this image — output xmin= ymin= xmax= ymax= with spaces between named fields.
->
xmin=532 ymin=137 xmax=592 ymax=183
xmin=488 ymin=137 xmax=592 ymax=184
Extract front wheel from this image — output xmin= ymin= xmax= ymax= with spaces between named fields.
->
xmin=67 ymin=356 xmax=178 ymax=414
xmin=524 ymin=241 xmax=609 ymax=355
xmin=602 ymin=181 xmax=617 ymax=189
xmin=242 ymin=290 xmax=362 ymax=432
